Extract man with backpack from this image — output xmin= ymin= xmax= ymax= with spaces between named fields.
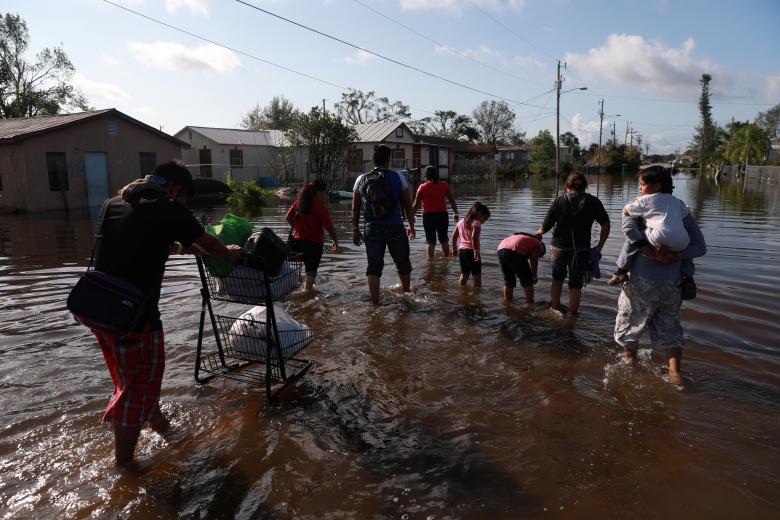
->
xmin=351 ymin=145 xmax=416 ymax=303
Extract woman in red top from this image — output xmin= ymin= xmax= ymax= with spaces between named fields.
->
xmin=412 ymin=166 xmax=459 ymax=258
xmin=285 ymin=179 xmax=339 ymax=291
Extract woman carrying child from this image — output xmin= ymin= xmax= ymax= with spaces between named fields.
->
xmin=451 ymin=202 xmax=490 ymax=287
xmin=285 ymin=179 xmax=339 ymax=291
xmin=412 ymin=166 xmax=459 ymax=258
xmin=613 ymin=169 xmax=706 ymax=386
xmin=497 ymin=232 xmax=546 ymax=304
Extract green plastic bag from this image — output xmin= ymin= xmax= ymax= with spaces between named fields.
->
xmin=203 ymin=213 xmax=254 ymax=277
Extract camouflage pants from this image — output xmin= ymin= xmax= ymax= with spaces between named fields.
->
xmin=614 ymin=276 xmax=684 ymax=350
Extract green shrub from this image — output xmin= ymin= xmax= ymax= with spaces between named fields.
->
xmin=225 ymin=175 xmax=272 ymax=216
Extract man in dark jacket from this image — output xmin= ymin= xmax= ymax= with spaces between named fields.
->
xmin=93 ymin=160 xmax=241 ymax=466
xmin=536 ymin=171 xmax=610 ymax=315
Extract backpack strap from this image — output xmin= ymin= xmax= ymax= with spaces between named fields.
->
xmin=88 ymin=198 xmax=112 ymax=271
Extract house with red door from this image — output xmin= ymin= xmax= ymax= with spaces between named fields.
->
xmin=347 ymin=121 xmax=454 ymax=179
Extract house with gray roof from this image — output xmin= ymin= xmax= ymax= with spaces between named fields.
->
xmin=0 ymin=108 xmax=187 ymax=213
xmin=174 ymin=126 xmax=308 ymax=184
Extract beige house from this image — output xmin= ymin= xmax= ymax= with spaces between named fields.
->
xmin=0 ymin=109 xmax=186 ymax=213
xmin=174 ymin=126 xmax=309 ymax=184
xmin=347 ymin=122 xmax=453 ymax=179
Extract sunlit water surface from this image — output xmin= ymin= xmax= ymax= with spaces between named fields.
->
xmin=1 ymin=174 xmax=778 ymax=518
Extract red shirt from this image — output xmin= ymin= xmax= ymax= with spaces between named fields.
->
xmin=497 ymin=234 xmax=544 ymax=258
xmin=415 ymin=181 xmax=450 ymax=213
xmin=286 ymin=199 xmax=333 ymax=245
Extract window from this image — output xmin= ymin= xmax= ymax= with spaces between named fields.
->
xmin=107 ymin=118 xmax=118 ymax=137
xmin=46 ymin=152 xmax=69 ymax=191
xmin=139 ymin=152 xmax=157 ymax=177
xmin=229 ymin=148 xmax=244 ymax=168
xmin=346 ymin=148 xmax=363 ymax=172
xmin=395 ymin=126 xmax=404 ymax=138
xmin=392 ymin=148 xmax=405 ymax=169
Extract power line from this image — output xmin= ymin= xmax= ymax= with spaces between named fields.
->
xmin=101 ymin=0 xmax=449 ymax=119
xmin=351 ymin=0 xmax=548 ymax=88
xmin=571 ymin=90 xmax=775 ymax=107
xmin=465 ymin=0 xmax=557 ymax=61
xmin=101 ymin=0 xmax=349 ymax=91
xmin=233 ymin=0 xmax=549 ymax=108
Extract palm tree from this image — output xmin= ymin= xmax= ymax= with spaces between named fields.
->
xmin=724 ymin=123 xmax=770 ymax=171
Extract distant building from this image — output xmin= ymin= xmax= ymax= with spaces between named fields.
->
xmin=0 ymin=108 xmax=187 ymax=213
xmin=498 ymin=144 xmax=573 ymax=169
xmin=769 ymin=137 xmax=779 ymax=162
xmin=174 ymin=126 xmax=308 ymax=184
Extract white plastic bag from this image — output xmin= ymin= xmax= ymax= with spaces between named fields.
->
xmin=229 ymin=303 xmax=312 ymax=361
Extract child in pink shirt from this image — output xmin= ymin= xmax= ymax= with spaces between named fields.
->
xmin=451 ymin=202 xmax=490 ymax=287
xmin=497 ymin=232 xmax=546 ymax=303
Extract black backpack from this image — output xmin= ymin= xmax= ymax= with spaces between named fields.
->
xmin=360 ymin=168 xmax=397 ymax=220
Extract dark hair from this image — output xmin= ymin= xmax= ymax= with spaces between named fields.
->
xmin=296 ymin=178 xmax=327 ymax=215
xmin=516 ymin=232 xmax=546 ymax=257
xmin=424 ymin=165 xmax=439 ymax=183
xmin=464 ymin=201 xmax=490 ymax=230
xmin=152 ymin=160 xmax=193 ymax=197
xmin=660 ymin=170 xmax=675 ymax=194
xmin=373 ymin=145 xmax=392 ymax=166
xmin=565 ymin=171 xmax=588 ymax=192
xmin=639 ymin=167 xmax=665 ymax=189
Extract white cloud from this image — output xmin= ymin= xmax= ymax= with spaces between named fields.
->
xmin=565 ymin=34 xmax=726 ymax=99
xmin=99 ymin=54 xmax=120 ymax=67
xmin=766 ymin=75 xmax=780 ymax=102
xmin=73 ymin=73 xmax=130 ymax=103
xmin=345 ymin=50 xmax=377 ymax=65
xmin=127 ymin=41 xmax=240 ymax=73
xmin=400 ymin=0 xmax=526 ymax=14
xmin=435 ymin=44 xmax=544 ymax=70
xmin=570 ymin=113 xmax=603 ymax=146
xmin=165 ymin=0 xmax=209 ymax=16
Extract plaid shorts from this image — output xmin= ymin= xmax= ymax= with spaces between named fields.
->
xmin=94 ymin=327 xmax=165 ymax=428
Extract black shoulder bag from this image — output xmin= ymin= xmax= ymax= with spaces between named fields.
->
xmin=66 ymin=200 xmax=147 ymax=335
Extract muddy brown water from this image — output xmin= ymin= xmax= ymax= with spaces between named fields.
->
xmin=1 ymin=174 xmax=778 ymax=519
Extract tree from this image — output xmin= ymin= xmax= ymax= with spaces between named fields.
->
xmin=530 ymin=129 xmax=555 ymax=174
xmin=334 ymin=89 xmax=410 ymax=125
xmin=418 ymin=110 xmax=480 ymax=142
xmin=471 ymin=100 xmax=517 ymax=144
xmin=240 ymin=95 xmax=300 ymax=131
xmin=690 ymin=73 xmax=718 ymax=168
xmin=285 ymin=107 xmax=358 ymax=188
xmin=0 ymin=13 xmax=90 ymax=118
xmin=755 ymin=103 xmax=780 ymax=138
xmin=559 ymin=131 xmax=580 ymax=160
xmin=724 ymin=123 xmax=770 ymax=168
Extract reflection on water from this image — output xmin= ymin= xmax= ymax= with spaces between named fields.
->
xmin=1 ymin=174 xmax=779 ymax=518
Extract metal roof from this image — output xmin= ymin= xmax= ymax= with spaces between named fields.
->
xmin=185 ymin=126 xmax=290 ymax=147
xmin=0 ymin=108 xmax=187 ymax=146
xmin=353 ymin=121 xmax=411 ymax=143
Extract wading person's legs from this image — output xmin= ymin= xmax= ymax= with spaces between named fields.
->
xmin=427 ymin=243 xmax=435 ymax=258
xmin=387 ymin=226 xmax=412 ymax=293
xmin=96 ymin=328 xmax=166 ymax=465
xmin=569 ymin=288 xmax=582 ymax=314
xmin=364 ymin=225 xmax=386 ymax=304
xmin=550 ymin=279 xmax=564 ymax=310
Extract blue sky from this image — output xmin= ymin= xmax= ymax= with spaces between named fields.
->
xmin=5 ymin=0 xmax=779 ymax=153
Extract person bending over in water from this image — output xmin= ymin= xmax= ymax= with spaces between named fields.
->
xmin=451 ymin=201 xmax=490 ymax=287
xmin=497 ymin=232 xmax=546 ymax=304
xmin=608 ymin=168 xmax=694 ymax=286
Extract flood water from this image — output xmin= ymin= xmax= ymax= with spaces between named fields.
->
xmin=1 ymin=173 xmax=778 ymax=518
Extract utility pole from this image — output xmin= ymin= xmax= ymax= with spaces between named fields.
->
xmin=625 ymin=121 xmax=630 ymax=145
xmin=597 ymin=99 xmax=604 ymax=176
xmin=555 ymin=59 xmax=562 ymax=197
xmin=322 ymin=99 xmax=326 ymax=113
